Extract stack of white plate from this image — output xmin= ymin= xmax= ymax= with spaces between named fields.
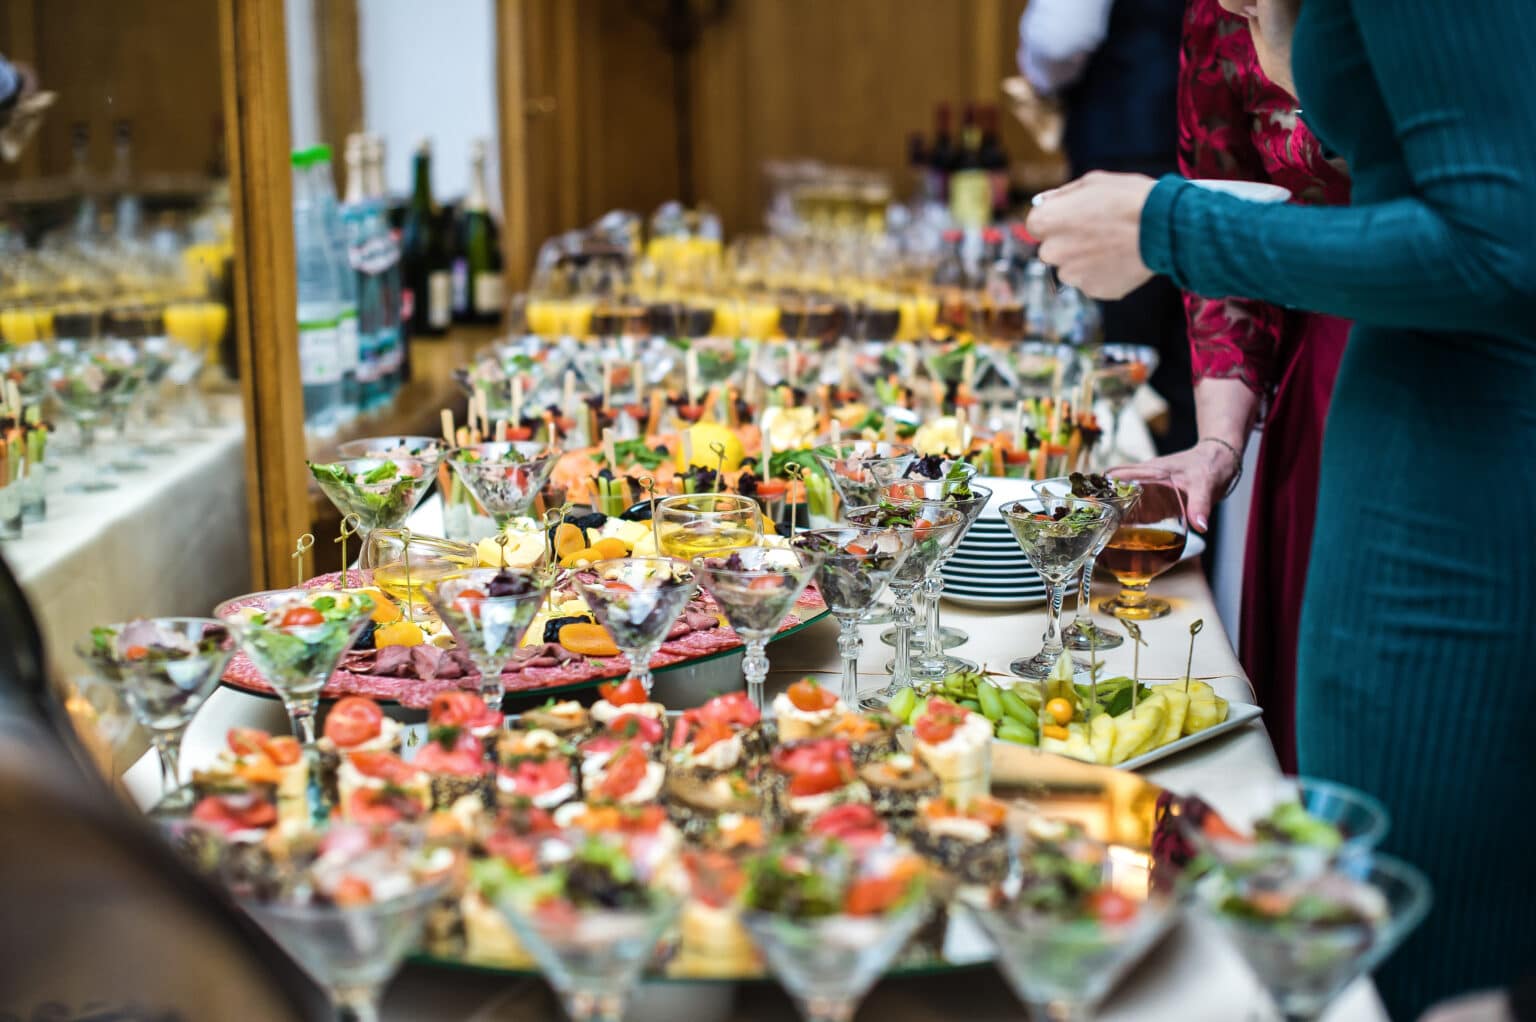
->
xmin=941 ymin=476 xmax=1047 ymax=610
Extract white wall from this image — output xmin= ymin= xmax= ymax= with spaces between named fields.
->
xmin=357 ymin=0 xmax=500 ymax=207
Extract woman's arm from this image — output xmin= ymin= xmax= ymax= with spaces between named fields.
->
xmin=1142 ymin=0 xmax=1536 ymax=336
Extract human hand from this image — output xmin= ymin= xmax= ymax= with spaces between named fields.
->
xmin=1109 ymin=441 xmax=1241 ymax=533
xmin=1417 ymin=990 xmax=1515 ymax=1022
xmin=1024 ymin=171 xmax=1157 ymax=300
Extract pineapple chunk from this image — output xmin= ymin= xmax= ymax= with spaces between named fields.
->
xmin=1182 ymin=681 xmax=1230 ymax=734
xmin=1088 ymin=713 xmax=1117 ymax=764
xmin=1153 ymin=686 xmax=1191 ymax=746
xmin=1110 ymin=698 xmax=1166 ymax=764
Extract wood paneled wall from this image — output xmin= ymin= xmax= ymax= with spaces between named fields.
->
xmin=0 ymin=0 xmax=224 ymax=183
xmin=546 ymin=0 xmax=1044 ymax=237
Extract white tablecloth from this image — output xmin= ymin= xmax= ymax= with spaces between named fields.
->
xmin=5 ymin=410 xmax=251 ymax=693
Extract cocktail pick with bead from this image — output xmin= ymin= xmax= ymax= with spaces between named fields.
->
xmin=335 ymin=514 xmax=361 ymax=590
xmin=400 ymin=528 xmax=415 ymax=623
xmin=1183 ymin=618 xmax=1204 ymax=694
xmin=291 ymin=533 xmax=314 ymax=589
xmin=710 ymin=440 xmax=727 ymax=481
xmin=784 ymin=462 xmax=804 ymax=535
xmin=1123 ymin=619 xmax=1147 ymax=715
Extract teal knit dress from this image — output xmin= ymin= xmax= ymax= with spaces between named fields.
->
xmin=1139 ymin=1 xmax=1536 ymax=1016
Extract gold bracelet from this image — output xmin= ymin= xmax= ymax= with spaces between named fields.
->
xmin=1199 ymin=437 xmax=1244 ymax=498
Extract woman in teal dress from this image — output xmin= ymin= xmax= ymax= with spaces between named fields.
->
xmin=1025 ymin=0 xmax=1536 ymax=1016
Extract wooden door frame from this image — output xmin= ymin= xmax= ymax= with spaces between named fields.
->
xmin=218 ymin=0 xmax=309 ymax=590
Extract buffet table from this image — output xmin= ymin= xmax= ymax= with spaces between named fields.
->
xmin=6 ymin=408 xmax=251 ymax=692
xmin=120 ymin=545 xmax=1387 ymax=1021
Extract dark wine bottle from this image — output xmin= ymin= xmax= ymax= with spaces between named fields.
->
xmin=451 ymin=139 xmax=504 ymax=325
xmin=402 ymin=140 xmax=451 ymax=336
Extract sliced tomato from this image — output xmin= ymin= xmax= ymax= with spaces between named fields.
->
xmin=966 ymin=796 xmax=1008 ymax=829
xmin=1088 ymin=890 xmax=1139 ymax=925
xmin=192 ymin=794 xmax=277 ymax=832
xmin=504 ymin=758 xmax=572 ymax=795
xmin=747 ymin=575 xmax=784 ymax=591
xmin=913 ymin=699 xmax=968 ymax=745
xmin=597 ymin=677 xmax=648 ymax=706
xmin=844 ymin=543 xmax=869 ymax=556
xmin=124 ymin=645 xmax=149 ymax=661
xmin=280 ymin=606 xmax=324 ymax=628
xmin=596 ymin=746 xmax=651 ymax=800
xmin=845 ymin=875 xmax=908 ymax=916
xmin=786 ymin=679 xmax=838 ymax=712
xmin=260 ymin=735 xmax=303 ymax=766
xmin=484 ymin=831 xmax=540 ymax=873
xmin=808 ymin=804 xmax=885 ymax=843
xmin=698 ymin=691 xmax=760 ymax=728
xmin=331 ymin=875 xmax=374 ymax=907
xmin=429 ymin=690 xmax=499 ymax=730
xmin=413 ymin=731 xmax=488 ymax=776
xmin=691 ymin=719 xmax=735 ymax=754
xmin=346 ymin=787 xmax=420 ymax=825
xmin=454 ymin=588 xmax=487 ymax=619
xmin=227 ymin=727 xmax=269 ymax=757
xmin=324 ymin=696 xmax=385 ymax=747
xmin=348 ymin=750 xmax=419 ymax=785
xmin=786 ymin=755 xmax=854 ymax=797
xmin=682 ymin=849 xmax=747 ymax=909
xmin=606 ymin=713 xmax=664 ymax=746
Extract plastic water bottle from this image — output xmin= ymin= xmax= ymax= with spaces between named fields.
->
xmin=292 ymin=148 xmax=344 ymax=433
xmin=364 ymin=134 xmax=405 ymax=392
xmin=308 ymin=145 xmax=360 ymax=422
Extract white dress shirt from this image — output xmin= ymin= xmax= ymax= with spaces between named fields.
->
xmin=1017 ymin=0 xmax=1118 ymax=97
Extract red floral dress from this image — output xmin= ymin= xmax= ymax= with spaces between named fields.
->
xmin=1178 ymin=0 xmax=1351 ymax=772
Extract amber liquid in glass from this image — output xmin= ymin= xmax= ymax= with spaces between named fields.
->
xmin=1099 ymin=527 xmax=1185 ymax=586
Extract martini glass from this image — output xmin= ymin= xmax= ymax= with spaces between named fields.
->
xmin=214 ymin=588 xmax=376 ymax=743
xmin=792 ymin=527 xmax=914 ymax=706
xmin=1096 ymin=472 xmax=1187 ymax=621
xmin=1191 ymin=853 xmax=1431 ymax=1022
xmin=104 ymin=339 xmax=154 ymax=471
xmin=48 ymin=340 xmax=136 ymax=493
xmin=336 ymin=435 xmax=449 ymax=476
xmin=843 ymin=502 xmax=966 ymax=710
xmin=1033 ymin=475 xmax=1144 ymax=653
xmin=741 ymin=840 xmax=932 ymax=1022
xmin=813 ymin=441 xmax=916 ymax=516
xmin=881 ymin=480 xmax=993 ymax=676
xmin=570 ymin=557 xmax=696 ymax=694
xmin=75 ymin=617 xmax=233 ymax=807
xmin=491 ymin=830 xmax=684 ymax=1022
xmin=966 ymin=842 xmax=1177 ymax=1021
xmin=310 ymin=457 xmax=435 ymax=549
xmin=1000 ymin=497 xmax=1121 ymax=681
xmin=1088 ymin=343 xmax=1158 ymax=467
xmin=653 ymin=493 xmax=762 ymax=560
xmin=691 ymin=545 xmax=824 ymax=711
xmin=426 ymin=567 xmax=552 ymax=710
xmin=360 ymin=529 xmax=478 ymax=613
xmin=447 ymin=441 xmax=556 ymax=529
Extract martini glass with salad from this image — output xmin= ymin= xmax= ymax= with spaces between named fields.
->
xmin=571 ymin=557 xmax=696 ymax=694
xmin=691 ymin=545 xmax=824 ymax=711
xmin=740 ymin=835 xmax=932 ymax=1022
xmin=426 ymin=567 xmax=552 ymax=710
xmin=881 ymin=473 xmax=993 ymax=676
xmin=1032 ymin=473 xmax=1143 ymax=653
xmin=77 ymin=617 xmax=233 ymax=806
xmin=1000 ymin=497 xmax=1120 ymax=681
xmin=844 ymin=500 xmax=966 ymax=710
xmin=309 ymin=457 xmax=435 ymax=547
xmin=447 ymin=441 xmax=557 ymax=529
xmin=792 ymin=526 xmax=914 ymax=706
xmin=215 ymin=589 xmax=375 ymax=743
xmin=965 ymin=823 xmax=1177 ymax=1021
xmin=812 ymin=441 xmax=916 ymax=517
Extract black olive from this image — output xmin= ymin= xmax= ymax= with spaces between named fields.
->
xmin=620 ymin=500 xmax=654 ymax=522
xmin=543 ymin=614 xmax=595 ymax=643
xmin=352 ymin=621 xmax=377 ymax=650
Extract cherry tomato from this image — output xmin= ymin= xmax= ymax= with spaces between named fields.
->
xmin=280 ymin=606 xmax=324 ymax=629
xmin=844 ymin=543 xmax=869 ymax=556
xmin=691 ymin=719 xmax=735 ymax=754
xmin=786 ymin=679 xmax=838 ymax=712
xmin=748 ymin=575 xmax=784 ymax=591
xmin=597 ymin=747 xmax=651 ymax=799
xmin=454 ymin=588 xmax=487 ymax=619
xmin=787 ymin=758 xmax=851 ymax=797
xmin=261 ymin=735 xmax=303 ymax=766
xmin=844 ymin=876 xmax=907 ymax=916
xmin=123 ymin=645 xmax=150 ymax=661
xmin=324 ymin=696 xmax=385 ymax=747
xmin=1045 ymin=698 xmax=1075 ymax=726
xmin=598 ymin=677 xmax=649 ymax=705
xmin=429 ymin=690 xmax=495 ymax=729
xmin=331 ymin=875 xmax=374 ymax=907
xmin=348 ymin=750 xmax=419 ymax=785
xmin=808 ymin=804 xmax=885 ymax=842
xmin=1088 ymin=890 xmax=1139 ymax=925
xmin=914 ymin=699 xmax=968 ymax=744
xmin=193 ymin=794 xmax=277 ymax=832
xmin=227 ymin=727 xmax=268 ymax=757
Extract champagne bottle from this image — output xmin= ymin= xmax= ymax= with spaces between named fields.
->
xmin=402 ymin=140 xmax=451 ymax=337
xmin=451 ymin=139 xmax=504 ymax=325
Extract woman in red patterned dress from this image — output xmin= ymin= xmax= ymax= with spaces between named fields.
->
xmin=1127 ymin=0 xmax=1349 ymax=771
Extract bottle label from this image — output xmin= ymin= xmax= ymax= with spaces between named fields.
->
xmin=473 ymin=272 xmax=504 ymax=316
xmin=401 ymin=287 xmax=415 ymax=323
xmin=298 ymin=322 xmax=342 ymax=385
xmin=949 ymin=170 xmax=991 ymax=230
xmin=338 ymin=311 xmax=360 ymax=373
xmin=427 ymin=271 xmax=451 ymax=329
xmin=451 ymin=259 xmax=470 ymax=314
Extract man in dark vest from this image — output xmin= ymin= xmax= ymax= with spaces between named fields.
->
xmin=1017 ymin=0 xmax=1194 ymax=456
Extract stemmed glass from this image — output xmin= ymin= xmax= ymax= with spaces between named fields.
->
xmin=214 ymin=588 xmax=376 ymax=744
xmin=1190 ymin=853 xmax=1431 ymax=1022
xmin=76 ymin=617 xmax=233 ymax=807
xmin=310 ymin=456 xmax=435 ymax=548
xmin=812 ymin=441 xmax=916 ymax=516
xmin=447 ymin=441 xmax=556 ymax=529
xmin=966 ymin=838 xmax=1177 ymax=1021
xmin=1032 ymin=475 xmax=1144 ymax=653
xmin=843 ymin=502 xmax=965 ymax=709
xmin=882 ymin=479 xmax=993 ymax=677
xmin=571 ymin=557 xmax=696 ymax=694
xmin=104 ymin=340 xmax=152 ymax=472
xmin=792 ymin=527 xmax=914 ymax=706
xmin=691 ymin=545 xmax=824 ymax=710
xmin=1088 ymin=343 xmax=1159 ymax=467
xmin=48 ymin=339 xmax=136 ymax=493
xmin=490 ymin=829 xmax=684 ymax=1022
xmin=741 ymin=838 xmax=932 ymax=1022
xmin=359 ymin=529 xmax=478 ymax=612
xmin=1095 ymin=471 xmax=1187 ymax=621
xmin=426 ymin=567 xmax=552 ymax=710
xmin=336 ymin=435 xmax=449 ymax=477
xmin=1000 ymin=497 xmax=1121 ymax=681
xmin=653 ymin=493 xmax=762 ymax=559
